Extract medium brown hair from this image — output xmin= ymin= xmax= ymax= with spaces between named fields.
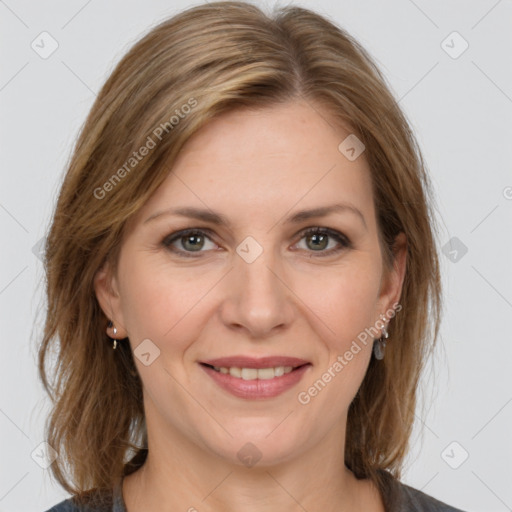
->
xmin=38 ymin=1 xmax=442 ymax=508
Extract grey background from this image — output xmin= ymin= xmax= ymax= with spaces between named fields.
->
xmin=1 ymin=0 xmax=511 ymax=510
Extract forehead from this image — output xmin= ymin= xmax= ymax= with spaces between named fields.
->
xmin=136 ymin=100 xmax=376 ymax=228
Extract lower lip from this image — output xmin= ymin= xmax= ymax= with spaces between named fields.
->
xmin=200 ymin=364 xmax=311 ymax=399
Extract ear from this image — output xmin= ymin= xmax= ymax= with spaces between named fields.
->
xmin=376 ymin=231 xmax=407 ymax=321
xmin=93 ymin=260 xmax=128 ymax=338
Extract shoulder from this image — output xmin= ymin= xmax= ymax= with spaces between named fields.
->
xmin=396 ymin=481 xmax=466 ymax=512
xmin=45 ymin=498 xmax=77 ymax=512
xmin=44 ymin=489 xmax=114 ymax=512
xmin=44 ymin=477 xmax=126 ymax=512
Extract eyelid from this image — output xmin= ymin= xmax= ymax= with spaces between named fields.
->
xmin=295 ymin=226 xmax=351 ymax=246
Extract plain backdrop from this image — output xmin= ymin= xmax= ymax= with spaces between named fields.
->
xmin=1 ymin=0 xmax=511 ymax=511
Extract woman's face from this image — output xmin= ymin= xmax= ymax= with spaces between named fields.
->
xmin=95 ymin=100 xmax=406 ymax=467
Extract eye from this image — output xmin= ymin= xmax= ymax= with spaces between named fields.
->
xmin=162 ymin=228 xmax=218 ymax=257
xmin=162 ymin=226 xmax=352 ymax=258
xmin=293 ymin=227 xmax=352 ymax=256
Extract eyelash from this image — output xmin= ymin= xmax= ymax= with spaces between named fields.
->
xmin=161 ymin=227 xmax=352 ymax=259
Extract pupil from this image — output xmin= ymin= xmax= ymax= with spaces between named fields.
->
xmin=309 ymin=233 xmax=327 ymax=250
xmin=184 ymin=234 xmax=203 ymax=251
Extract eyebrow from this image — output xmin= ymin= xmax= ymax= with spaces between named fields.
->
xmin=144 ymin=203 xmax=367 ymax=230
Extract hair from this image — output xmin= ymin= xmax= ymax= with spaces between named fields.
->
xmin=38 ymin=1 xmax=442 ymax=509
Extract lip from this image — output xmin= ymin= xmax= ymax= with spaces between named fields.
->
xmin=200 ymin=356 xmax=310 ymax=369
xmin=199 ymin=357 xmax=312 ymax=399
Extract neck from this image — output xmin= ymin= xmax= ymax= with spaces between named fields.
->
xmin=122 ymin=418 xmax=383 ymax=512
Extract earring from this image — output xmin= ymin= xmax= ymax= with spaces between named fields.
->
xmin=373 ymin=319 xmax=389 ymax=360
xmin=108 ymin=320 xmax=118 ymax=350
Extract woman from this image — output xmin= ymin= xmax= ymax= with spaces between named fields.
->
xmin=40 ymin=2 xmax=464 ymax=511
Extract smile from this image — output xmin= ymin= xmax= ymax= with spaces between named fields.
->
xmin=208 ymin=365 xmax=295 ymax=380
xmin=199 ymin=357 xmax=312 ymax=399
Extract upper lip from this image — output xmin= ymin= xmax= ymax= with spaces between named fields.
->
xmin=200 ymin=356 xmax=311 ymax=369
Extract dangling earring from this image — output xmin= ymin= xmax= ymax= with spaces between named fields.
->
xmin=108 ymin=320 xmax=118 ymax=350
xmin=373 ymin=319 xmax=389 ymax=360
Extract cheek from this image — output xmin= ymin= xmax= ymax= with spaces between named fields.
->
xmin=296 ymin=265 xmax=380 ymax=420
xmin=117 ymin=250 xmax=216 ymax=352
xmin=295 ymin=259 xmax=382 ymax=351
xmin=117 ymin=251 xmax=182 ymax=340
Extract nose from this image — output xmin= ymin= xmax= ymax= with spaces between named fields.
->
xmin=219 ymin=242 xmax=295 ymax=339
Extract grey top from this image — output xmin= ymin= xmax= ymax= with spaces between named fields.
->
xmin=46 ymin=477 xmax=465 ymax=512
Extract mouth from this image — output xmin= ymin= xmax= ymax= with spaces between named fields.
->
xmin=200 ymin=362 xmax=310 ymax=380
xmin=199 ymin=356 xmax=312 ymax=399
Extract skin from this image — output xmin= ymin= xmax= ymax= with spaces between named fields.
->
xmin=95 ymin=99 xmax=407 ymax=512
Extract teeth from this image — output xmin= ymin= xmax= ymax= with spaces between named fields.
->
xmin=241 ymin=368 xmax=258 ymax=380
xmin=229 ymin=367 xmax=242 ymax=378
xmin=256 ymin=367 xmax=275 ymax=380
xmin=212 ymin=365 xmax=295 ymax=380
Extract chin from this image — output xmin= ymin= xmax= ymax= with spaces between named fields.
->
xmin=204 ymin=426 xmax=306 ymax=469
